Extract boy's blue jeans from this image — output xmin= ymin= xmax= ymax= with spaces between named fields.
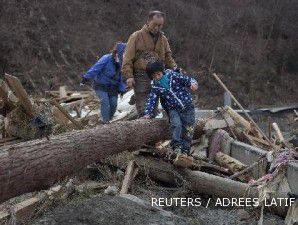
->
xmin=95 ymin=89 xmax=118 ymax=122
xmin=169 ymin=106 xmax=195 ymax=154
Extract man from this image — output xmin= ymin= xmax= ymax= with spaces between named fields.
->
xmin=122 ymin=10 xmax=177 ymax=116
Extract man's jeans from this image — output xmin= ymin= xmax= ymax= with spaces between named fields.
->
xmin=169 ymin=106 xmax=195 ymax=154
xmin=95 ymin=89 xmax=118 ymax=122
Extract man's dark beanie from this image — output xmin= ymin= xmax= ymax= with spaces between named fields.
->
xmin=146 ymin=60 xmax=165 ymax=79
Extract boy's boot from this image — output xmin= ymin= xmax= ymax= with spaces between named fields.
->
xmin=166 ymin=146 xmax=182 ymax=161
xmin=173 ymin=149 xmax=193 ymax=168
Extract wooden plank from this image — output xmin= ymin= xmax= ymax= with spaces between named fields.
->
xmin=204 ymin=117 xmax=234 ymax=131
xmin=294 ymin=110 xmax=298 ymax=121
xmin=52 ymin=106 xmax=70 ymax=126
xmin=0 ymin=81 xmax=9 ymax=101
xmin=0 ymin=197 xmax=41 ymax=224
xmin=246 ymin=134 xmax=271 ymax=147
xmin=272 ymin=122 xmax=285 ymax=143
xmin=59 ymin=86 xmax=68 ymax=99
xmin=120 ymin=160 xmax=137 ymax=194
xmin=0 ymin=211 xmax=9 ymax=224
xmin=13 ymin=197 xmax=40 ymax=221
xmin=0 ymin=80 xmax=16 ymax=110
xmin=213 ymin=73 xmax=273 ymax=147
xmin=51 ymin=100 xmax=84 ymax=129
xmin=59 ymin=94 xmax=92 ymax=103
xmin=0 ymin=137 xmax=18 ymax=144
xmin=4 ymin=74 xmax=34 ymax=117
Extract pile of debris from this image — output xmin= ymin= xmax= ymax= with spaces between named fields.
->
xmin=0 ymin=73 xmax=136 ymax=144
xmin=0 ymin=73 xmax=297 ymax=224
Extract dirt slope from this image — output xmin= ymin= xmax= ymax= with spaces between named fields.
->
xmin=0 ymin=0 xmax=297 ymax=107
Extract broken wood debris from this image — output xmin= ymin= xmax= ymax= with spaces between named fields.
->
xmin=0 ymin=74 xmax=137 ymax=141
xmin=51 ymin=99 xmax=84 ymax=130
xmin=0 ymin=72 xmax=296 ymax=222
xmin=120 ymin=160 xmax=138 ymax=194
xmin=214 ymin=152 xmax=251 ymax=182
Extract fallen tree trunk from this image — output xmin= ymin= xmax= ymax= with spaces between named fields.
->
xmin=135 ymin=155 xmax=257 ymax=198
xmin=0 ymin=119 xmax=205 ymax=203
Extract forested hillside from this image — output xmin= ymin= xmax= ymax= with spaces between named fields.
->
xmin=0 ymin=0 xmax=297 ymax=107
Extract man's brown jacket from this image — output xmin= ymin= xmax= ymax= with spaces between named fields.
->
xmin=122 ymin=25 xmax=177 ymax=78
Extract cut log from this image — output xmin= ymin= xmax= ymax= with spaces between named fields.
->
xmin=224 ymin=106 xmax=251 ymax=131
xmin=214 ymin=152 xmax=250 ymax=182
xmin=0 ymin=119 xmax=205 ymax=203
xmin=229 ymin=157 xmax=265 ymax=180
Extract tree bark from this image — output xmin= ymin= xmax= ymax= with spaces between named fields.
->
xmin=0 ymin=119 xmax=205 ymax=203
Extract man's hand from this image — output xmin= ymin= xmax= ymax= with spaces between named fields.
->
xmin=173 ymin=67 xmax=185 ymax=74
xmin=141 ymin=115 xmax=151 ymax=119
xmin=126 ymin=78 xmax=135 ymax=88
xmin=80 ymin=77 xmax=88 ymax=86
xmin=190 ymin=83 xmax=198 ymax=91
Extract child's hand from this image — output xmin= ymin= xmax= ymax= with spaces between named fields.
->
xmin=190 ymin=83 xmax=198 ymax=91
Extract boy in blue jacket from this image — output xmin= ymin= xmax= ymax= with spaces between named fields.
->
xmin=143 ymin=60 xmax=198 ymax=156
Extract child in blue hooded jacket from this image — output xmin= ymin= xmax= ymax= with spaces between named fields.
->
xmin=81 ymin=42 xmax=127 ymax=123
xmin=143 ymin=60 xmax=198 ymax=155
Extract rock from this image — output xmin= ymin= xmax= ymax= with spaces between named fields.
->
xmin=104 ymin=185 xmax=118 ymax=196
xmin=263 ymin=219 xmax=278 ymax=225
xmin=237 ymin=209 xmax=251 ymax=221
xmin=32 ymin=195 xmax=189 ymax=225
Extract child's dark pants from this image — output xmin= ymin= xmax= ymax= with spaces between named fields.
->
xmin=169 ymin=105 xmax=195 ymax=154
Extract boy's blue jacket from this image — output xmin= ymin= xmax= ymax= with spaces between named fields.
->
xmin=144 ymin=70 xmax=198 ymax=117
xmin=83 ymin=43 xmax=126 ymax=93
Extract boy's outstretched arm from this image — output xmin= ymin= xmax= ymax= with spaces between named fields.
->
xmin=174 ymin=71 xmax=198 ymax=90
xmin=143 ymin=89 xmax=158 ymax=118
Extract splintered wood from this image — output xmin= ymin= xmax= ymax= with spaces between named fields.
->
xmin=51 ymin=100 xmax=83 ymax=130
xmin=0 ymin=72 xmax=295 ymax=221
xmin=0 ymin=74 xmax=101 ymax=140
xmin=221 ymin=106 xmax=272 ymax=150
xmin=4 ymin=73 xmax=34 ymax=118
